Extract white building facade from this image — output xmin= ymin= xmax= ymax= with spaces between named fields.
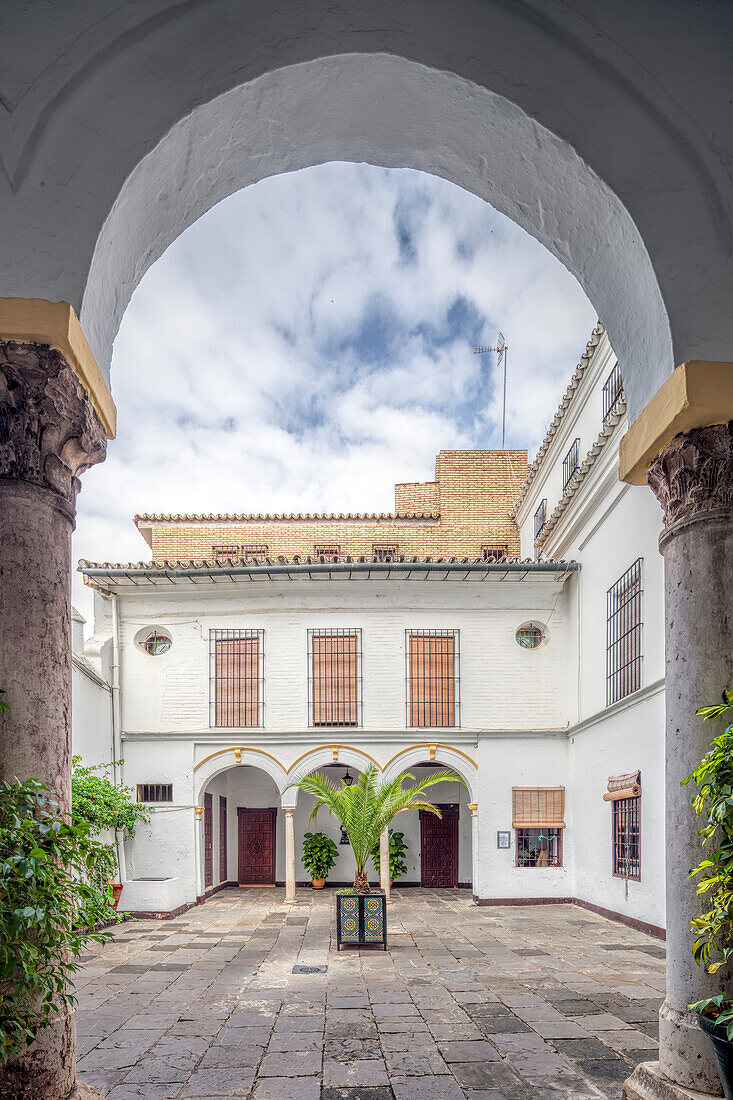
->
xmin=76 ymin=324 xmax=666 ymax=937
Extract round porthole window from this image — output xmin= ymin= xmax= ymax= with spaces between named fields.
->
xmin=136 ymin=628 xmax=172 ymax=656
xmin=515 ymin=622 xmax=546 ymax=650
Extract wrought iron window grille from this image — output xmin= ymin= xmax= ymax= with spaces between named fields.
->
xmin=602 ymin=362 xmax=625 ymax=424
xmin=137 ymin=783 xmax=173 ymax=803
xmin=243 ymin=545 xmax=268 ymax=560
xmin=307 ymin=628 xmax=362 ymax=728
xmin=562 ymin=438 xmax=580 ymax=490
xmin=405 ymin=628 xmax=460 ymax=729
xmin=210 ymin=628 xmax=265 ymax=728
xmin=534 ymin=499 xmax=547 ymax=540
xmin=314 ymin=544 xmax=341 ymax=559
xmin=373 ymin=544 xmax=399 ymax=561
xmin=612 ymin=795 xmax=641 ymax=880
xmin=481 ymin=544 xmax=509 ymax=561
xmin=606 ymin=559 xmax=643 ymax=706
xmin=212 ymin=545 xmax=239 ymax=563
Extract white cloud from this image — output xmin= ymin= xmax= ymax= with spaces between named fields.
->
xmin=72 ymin=163 xmax=597 ymax=624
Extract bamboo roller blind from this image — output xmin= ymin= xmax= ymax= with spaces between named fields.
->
xmin=408 ymin=633 xmax=456 ymax=728
xmin=215 ymin=637 xmax=259 ymax=727
xmin=312 ymin=633 xmax=358 ymax=726
xmin=512 ymin=787 xmax=565 ymax=828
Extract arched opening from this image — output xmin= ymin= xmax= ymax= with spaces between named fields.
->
xmin=294 ymin=763 xmax=367 ymax=888
xmin=389 ymin=763 xmax=473 ymax=891
xmin=201 ymin=764 xmax=282 ymax=890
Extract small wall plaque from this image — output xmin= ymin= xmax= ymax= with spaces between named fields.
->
xmin=497 ymin=830 xmax=511 ymax=849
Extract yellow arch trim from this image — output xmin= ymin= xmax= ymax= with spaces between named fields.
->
xmin=382 ymin=743 xmax=477 ymax=771
xmin=193 ymin=745 xmax=287 ymax=773
xmin=287 ymin=744 xmax=382 ymax=774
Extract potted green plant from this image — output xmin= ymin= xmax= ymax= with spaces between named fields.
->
xmin=371 ymin=828 xmax=408 ymax=885
xmin=288 ymin=765 xmax=459 ymax=948
xmin=302 ymin=830 xmax=338 ymax=888
xmin=683 ymin=690 xmax=733 ymax=1098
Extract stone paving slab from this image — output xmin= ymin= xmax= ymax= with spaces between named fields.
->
xmin=76 ymin=888 xmax=665 ymax=1100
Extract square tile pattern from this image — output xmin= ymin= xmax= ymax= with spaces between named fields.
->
xmin=75 ymin=889 xmax=664 ymax=1099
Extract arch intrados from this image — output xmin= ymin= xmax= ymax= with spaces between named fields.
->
xmin=195 ymin=748 xmax=288 ymax=804
xmin=381 ymin=745 xmax=477 ymax=802
xmin=82 ymin=52 xmax=672 ymax=419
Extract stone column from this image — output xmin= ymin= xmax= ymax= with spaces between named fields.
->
xmin=0 ymin=341 xmax=106 ymax=1100
xmin=284 ymin=806 xmax=297 ymax=904
xmin=627 ymin=422 xmax=733 ymax=1099
xmin=380 ymin=828 xmax=390 ymax=901
xmin=468 ymin=803 xmax=478 ymax=900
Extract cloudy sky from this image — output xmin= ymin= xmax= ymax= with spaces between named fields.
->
xmin=72 ymin=162 xmax=596 ymax=621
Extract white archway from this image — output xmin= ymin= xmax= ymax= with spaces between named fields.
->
xmin=284 ymin=743 xmax=382 ymax=807
xmin=381 ymin=743 xmax=478 ymax=803
xmin=194 ymin=745 xmax=289 ymax=805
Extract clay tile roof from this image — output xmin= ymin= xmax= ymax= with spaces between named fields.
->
xmin=78 ymin=556 xmax=577 ymax=575
xmin=510 ymin=322 xmax=605 ymax=519
xmin=134 ymin=511 xmax=440 ymax=524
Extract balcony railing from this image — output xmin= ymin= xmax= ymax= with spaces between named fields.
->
xmin=562 ymin=438 xmax=580 ymax=490
xmin=602 ymin=362 xmax=624 ymax=424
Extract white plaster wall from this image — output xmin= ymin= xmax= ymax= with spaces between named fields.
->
xmin=71 ymin=662 xmax=113 ymax=766
xmin=115 ymin=576 xmax=573 ymax=736
xmin=569 ymin=688 xmax=665 ymax=929
xmin=474 ymin=735 xmax=571 ymax=900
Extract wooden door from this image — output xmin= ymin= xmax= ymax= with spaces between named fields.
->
xmin=237 ymin=807 xmax=277 ymax=885
xmin=420 ymin=804 xmax=459 ymax=887
xmin=219 ymin=796 xmax=228 ymax=883
xmin=204 ymin=793 xmax=213 ymax=888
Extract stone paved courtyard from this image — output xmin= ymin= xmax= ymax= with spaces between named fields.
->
xmin=75 ymin=889 xmax=665 ymax=1100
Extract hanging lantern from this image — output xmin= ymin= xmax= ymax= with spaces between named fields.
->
xmin=342 ymin=768 xmax=354 ymax=787
xmin=339 ymin=824 xmax=350 ymax=845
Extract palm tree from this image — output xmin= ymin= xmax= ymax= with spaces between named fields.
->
xmin=287 ymin=765 xmax=463 ymax=893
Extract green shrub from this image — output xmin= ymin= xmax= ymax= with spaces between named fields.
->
xmin=371 ymin=829 xmax=408 ymax=881
xmin=683 ymin=690 xmax=733 ymax=1038
xmin=302 ymin=831 xmax=338 ymax=880
xmin=71 ymin=756 xmax=148 ymax=891
xmin=0 ymin=778 xmax=116 ymax=1062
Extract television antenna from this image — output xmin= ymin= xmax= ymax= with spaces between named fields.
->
xmin=473 ymin=333 xmax=508 ymax=449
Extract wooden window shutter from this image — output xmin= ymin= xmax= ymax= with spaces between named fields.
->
xmin=312 ymin=633 xmax=358 ymax=726
xmin=408 ymin=633 xmax=456 ymax=727
xmin=215 ymin=637 xmax=259 ymax=727
xmin=512 ymin=787 xmax=565 ymax=828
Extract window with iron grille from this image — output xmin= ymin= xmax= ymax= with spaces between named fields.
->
xmin=534 ymin=499 xmax=547 ymax=539
xmin=603 ymin=362 xmax=624 ymax=424
xmin=481 ymin=544 xmax=508 ymax=561
xmin=137 ymin=784 xmax=173 ymax=803
xmin=406 ymin=630 xmax=460 ymax=728
xmin=373 ymin=544 xmax=399 ymax=561
xmin=515 ymin=828 xmax=563 ymax=867
xmin=562 ymin=438 xmax=580 ymax=490
xmin=606 ymin=559 xmax=643 ymax=705
xmin=512 ymin=787 xmax=564 ymax=867
xmin=210 ymin=629 xmax=264 ymax=727
xmin=308 ymin=629 xmax=362 ymax=726
xmin=213 ymin=545 xmax=239 ymax=563
xmin=612 ymin=796 xmax=641 ymax=880
xmin=314 ymin=543 xmax=340 ymax=558
xmin=243 ymin=544 xmax=268 ymax=560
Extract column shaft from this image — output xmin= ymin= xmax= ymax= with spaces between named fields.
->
xmin=649 ymin=423 xmax=733 ymax=1094
xmin=284 ymin=808 xmax=296 ymax=904
xmin=0 ymin=341 xmax=106 ymax=1100
xmin=380 ymin=828 xmax=390 ymax=901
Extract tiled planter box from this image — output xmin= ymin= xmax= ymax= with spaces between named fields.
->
xmin=336 ymin=890 xmax=387 ymax=950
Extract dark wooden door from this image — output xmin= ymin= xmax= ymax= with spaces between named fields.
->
xmin=219 ymin=796 xmax=227 ymax=883
xmin=237 ymin=807 xmax=277 ymax=885
xmin=420 ymin=804 xmax=459 ymax=887
xmin=204 ymin=793 xmax=213 ymax=887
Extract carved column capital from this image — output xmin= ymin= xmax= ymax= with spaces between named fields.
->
xmin=647 ymin=420 xmax=733 ymax=531
xmin=0 ymin=341 xmax=106 ymax=506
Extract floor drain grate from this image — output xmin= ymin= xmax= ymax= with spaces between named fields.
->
xmin=292 ymin=964 xmax=327 ymax=974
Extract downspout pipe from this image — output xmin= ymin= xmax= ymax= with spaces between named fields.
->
xmin=110 ymin=592 xmax=127 ymax=886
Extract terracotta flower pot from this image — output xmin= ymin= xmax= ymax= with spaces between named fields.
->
xmin=111 ymin=883 xmax=124 ymax=908
xmin=312 ymin=878 xmax=326 ymax=889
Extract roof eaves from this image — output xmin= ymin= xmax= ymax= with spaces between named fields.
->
xmin=535 ymin=399 xmax=626 ymax=549
xmin=133 ymin=511 xmax=440 ymax=525
xmin=509 ymin=322 xmax=605 ymax=520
